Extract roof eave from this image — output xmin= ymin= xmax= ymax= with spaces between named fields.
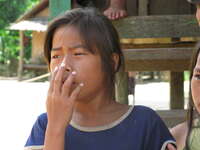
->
xmin=16 ymin=0 xmax=49 ymax=23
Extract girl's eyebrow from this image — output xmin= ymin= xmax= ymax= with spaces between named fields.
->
xmin=51 ymin=47 xmax=62 ymax=51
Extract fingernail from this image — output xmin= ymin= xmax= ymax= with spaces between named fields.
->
xmin=60 ymin=62 xmax=65 ymax=67
xmin=80 ymin=83 xmax=84 ymax=87
xmin=54 ymin=66 xmax=58 ymax=72
xmin=72 ymin=71 xmax=76 ymax=75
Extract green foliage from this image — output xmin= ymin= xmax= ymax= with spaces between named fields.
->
xmin=0 ymin=0 xmax=26 ymax=29
xmin=0 ymin=0 xmax=39 ymax=29
xmin=0 ymin=0 xmax=39 ymax=76
xmin=0 ymin=30 xmax=20 ymax=64
xmin=184 ymin=71 xmax=190 ymax=81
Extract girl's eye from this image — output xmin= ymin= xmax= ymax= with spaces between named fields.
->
xmin=52 ymin=55 xmax=62 ymax=59
xmin=74 ymin=53 xmax=86 ymax=56
xmin=194 ymin=74 xmax=200 ymax=80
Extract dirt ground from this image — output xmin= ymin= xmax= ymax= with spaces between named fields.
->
xmin=0 ymin=80 xmax=189 ymax=150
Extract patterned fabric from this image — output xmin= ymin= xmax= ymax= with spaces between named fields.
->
xmin=185 ymin=119 xmax=200 ymax=150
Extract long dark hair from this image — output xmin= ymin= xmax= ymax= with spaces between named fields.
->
xmin=44 ymin=8 xmax=125 ymax=99
xmin=185 ymin=42 xmax=200 ymax=150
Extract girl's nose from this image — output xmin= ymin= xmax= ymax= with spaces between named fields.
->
xmin=64 ymin=66 xmax=72 ymax=72
xmin=61 ymin=55 xmax=73 ymax=72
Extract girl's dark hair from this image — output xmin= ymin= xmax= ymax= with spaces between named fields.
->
xmin=44 ymin=8 xmax=124 ymax=98
xmin=185 ymin=42 xmax=200 ymax=150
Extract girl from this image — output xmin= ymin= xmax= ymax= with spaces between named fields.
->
xmin=170 ymin=1 xmax=200 ymax=149
xmin=170 ymin=43 xmax=200 ymax=150
xmin=24 ymin=8 xmax=175 ymax=150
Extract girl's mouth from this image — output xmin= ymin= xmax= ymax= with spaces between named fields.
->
xmin=62 ymin=72 xmax=78 ymax=86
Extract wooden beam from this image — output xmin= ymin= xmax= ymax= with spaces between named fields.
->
xmin=139 ymin=0 xmax=149 ymax=16
xmin=121 ymin=42 xmax=196 ymax=49
xmin=23 ymin=64 xmax=48 ymax=70
xmin=126 ymin=0 xmax=138 ymax=16
xmin=124 ymin=47 xmax=193 ymax=60
xmin=49 ymin=0 xmax=71 ymax=19
xmin=115 ymin=71 xmax=129 ymax=104
xmin=125 ymin=60 xmax=190 ymax=71
xmin=18 ymin=31 xmax=25 ymax=81
xmin=113 ymin=15 xmax=200 ymax=38
xmin=123 ymin=47 xmax=193 ymax=71
xmin=170 ymin=72 xmax=184 ymax=109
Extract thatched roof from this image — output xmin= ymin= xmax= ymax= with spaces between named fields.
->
xmin=10 ymin=17 xmax=48 ymax=31
xmin=9 ymin=0 xmax=49 ymax=31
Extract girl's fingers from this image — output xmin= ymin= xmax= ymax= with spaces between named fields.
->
xmin=61 ymin=71 xmax=76 ymax=97
xmin=48 ymin=66 xmax=59 ymax=93
xmin=167 ymin=144 xmax=176 ymax=150
xmin=54 ymin=62 xmax=66 ymax=93
xmin=70 ymin=83 xmax=84 ymax=101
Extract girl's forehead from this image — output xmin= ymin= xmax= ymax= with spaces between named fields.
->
xmin=52 ymin=26 xmax=83 ymax=45
xmin=54 ymin=26 xmax=80 ymax=38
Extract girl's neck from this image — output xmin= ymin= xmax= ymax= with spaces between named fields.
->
xmin=73 ymin=95 xmax=115 ymax=117
xmin=71 ymin=94 xmax=130 ymax=127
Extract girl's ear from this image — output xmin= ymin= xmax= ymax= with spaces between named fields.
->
xmin=112 ymin=53 xmax=119 ymax=71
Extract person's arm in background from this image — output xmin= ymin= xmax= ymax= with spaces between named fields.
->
xmin=167 ymin=144 xmax=176 ymax=150
xmin=170 ymin=122 xmax=188 ymax=150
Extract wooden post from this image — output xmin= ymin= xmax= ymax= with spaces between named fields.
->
xmin=170 ymin=72 xmax=184 ymax=109
xmin=115 ymin=71 xmax=129 ymax=104
xmin=18 ymin=31 xmax=25 ymax=81
xmin=139 ymin=0 xmax=149 ymax=16
xmin=49 ymin=0 xmax=71 ymax=19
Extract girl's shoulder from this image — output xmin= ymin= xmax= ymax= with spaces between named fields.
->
xmin=132 ymin=105 xmax=159 ymax=118
xmin=37 ymin=113 xmax=47 ymax=121
xmin=170 ymin=122 xmax=188 ymax=150
xmin=129 ymin=105 xmax=165 ymax=126
xmin=35 ymin=113 xmax=48 ymax=129
xmin=133 ymin=105 xmax=155 ymax=112
xmin=170 ymin=122 xmax=188 ymax=138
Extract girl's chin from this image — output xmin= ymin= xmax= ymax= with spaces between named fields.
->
xmin=196 ymin=107 xmax=200 ymax=114
xmin=195 ymin=103 xmax=200 ymax=114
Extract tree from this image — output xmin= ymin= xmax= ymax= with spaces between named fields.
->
xmin=0 ymin=0 xmax=39 ymax=29
xmin=0 ymin=0 xmax=39 ymax=76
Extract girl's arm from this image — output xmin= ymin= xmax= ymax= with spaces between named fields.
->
xmin=43 ymin=64 xmax=82 ymax=150
xmin=43 ymin=124 xmax=66 ymax=150
xmin=170 ymin=122 xmax=188 ymax=150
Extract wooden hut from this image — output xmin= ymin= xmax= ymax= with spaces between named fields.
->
xmin=10 ymin=0 xmax=49 ymax=80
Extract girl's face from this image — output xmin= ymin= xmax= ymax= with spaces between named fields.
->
xmin=50 ymin=25 xmax=107 ymax=100
xmin=196 ymin=5 xmax=200 ymax=26
xmin=191 ymin=53 xmax=200 ymax=113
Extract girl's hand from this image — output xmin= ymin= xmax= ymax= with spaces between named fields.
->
xmin=46 ymin=64 xmax=83 ymax=132
xmin=166 ymin=144 xmax=177 ymax=150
